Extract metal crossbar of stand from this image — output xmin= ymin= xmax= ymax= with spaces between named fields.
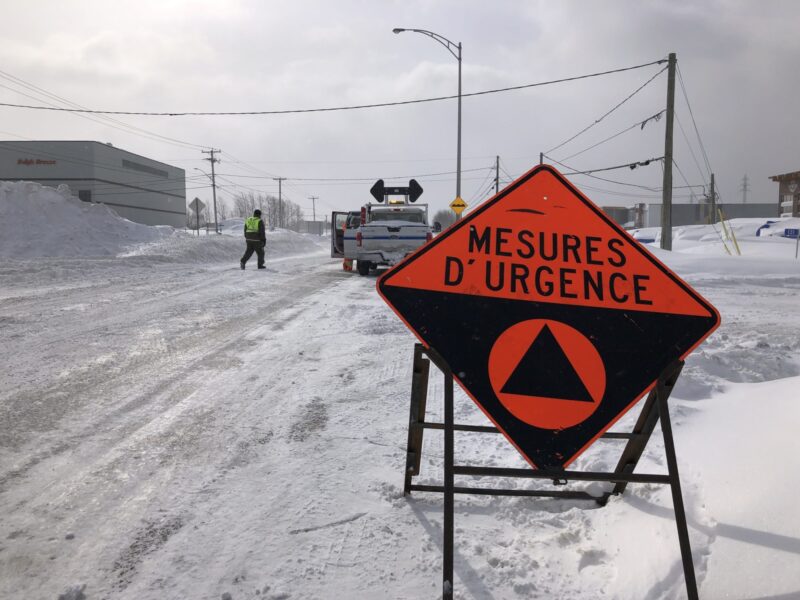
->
xmin=402 ymin=343 xmax=698 ymax=600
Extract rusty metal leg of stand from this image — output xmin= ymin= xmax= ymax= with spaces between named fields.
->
xmin=443 ymin=364 xmax=454 ymax=599
xmin=404 ymin=344 xmax=430 ymax=495
xmin=610 ymin=361 xmax=684 ymax=497
xmin=657 ymin=374 xmax=699 ymax=600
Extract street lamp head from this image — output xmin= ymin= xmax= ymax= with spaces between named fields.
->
xmin=392 ymin=28 xmax=405 ymax=34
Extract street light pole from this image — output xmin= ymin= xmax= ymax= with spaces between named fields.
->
xmin=456 ymin=40 xmax=462 ymax=210
xmin=394 ymin=27 xmax=462 ymax=218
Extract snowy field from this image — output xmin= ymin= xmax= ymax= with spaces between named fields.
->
xmin=1 ymin=182 xmax=800 ymax=599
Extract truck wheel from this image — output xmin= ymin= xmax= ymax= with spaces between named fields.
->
xmin=356 ymin=260 xmax=371 ymax=276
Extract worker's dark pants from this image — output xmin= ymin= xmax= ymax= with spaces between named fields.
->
xmin=241 ymin=241 xmax=265 ymax=267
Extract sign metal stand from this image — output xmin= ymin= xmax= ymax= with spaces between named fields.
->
xmin=404 ymin=343 xmax=698 ymax=600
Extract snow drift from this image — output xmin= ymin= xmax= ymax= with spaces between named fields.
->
xmin=0 ymin=181 xmax=171 ymax=258
xmin=0 ymin=181 xmax=328 ymax=262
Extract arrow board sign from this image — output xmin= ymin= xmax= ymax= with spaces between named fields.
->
xmin=377 ymin=164 xmax=720 ymax=471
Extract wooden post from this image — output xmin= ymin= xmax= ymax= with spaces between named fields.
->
xmin=660 ymin=53 xmax=676 ymax=251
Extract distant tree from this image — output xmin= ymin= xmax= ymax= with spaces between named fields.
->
xmin=232 ymin=191 xmax=306 ymax=230
xmin=233 ymin=191 xmax=257 ymax=218
xmin=432 ymin=209 xmax=456 ymax=229
xmin=216 ymin=198 xmax=229 ymax=222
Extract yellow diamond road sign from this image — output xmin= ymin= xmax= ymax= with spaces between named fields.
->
xmin=450 ymin=197 xmax=467 ymax=215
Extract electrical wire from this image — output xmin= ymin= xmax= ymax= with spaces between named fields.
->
xmin=0 ymin=70 xmax=207 ymax=150
xmin=544 ymin=154 xmax=663 ymax=176
xmin=544 ymin=65 xmax=668 ymax=155
xmin=91 ymin=184 xmax=209 ymax=198
xmin=676 ymin=65 xmax=712 ymax=175
xmin=467 ymin=166 xmax=496 ymax=203
xmin=675 ymin=111 xmax=707 ymax=183
xmin=209 ymin=166 xmax=489 ymax=182
xmin=671 ymin=159 xmax=698 ymax=202
xmin=222 ymin=174 xmax=494 ymax=188
xmin=499 ymin=165 xmax=515 ymax=182
xmin=673 ymin=157 xmax=728 ymax=249
xmin=0 ymin=59 xmax=667 ymax=117
xmin=561 ymin=110 xmax=664 ymax=161
xmin=470 ymin=175 xmax=498 ymax=204
xmin=543 ymin=155 xmax=663 ymax=191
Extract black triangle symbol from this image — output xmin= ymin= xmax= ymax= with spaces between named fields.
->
xmin=500 ymin=324 xmax=594 ymax=402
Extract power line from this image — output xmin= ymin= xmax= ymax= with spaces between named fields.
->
xmin=0 ymin=59 xmax=667 ymax=117
xmin=467 ymin=166 xmax=496 ymax=203
xmin=561 ymin=110 xmax=664 ymax=161
xmin=209 ymin=166 xmax=490 ymax=182
xmin=544 ymin=65 xmax=668 ymax=155
xmin=0 ymin=70 xmax=207 ymax=150
xmin=676 ymin=65 xmax=712 ymax=175
xmin=236 ymin=174 xmax=494 ymax=188
xmin=543 ymin=155 xmax=663 ymax=191
xmin=674 ymin=111 xmax=707 ymax=183
xmin=672 ymin=159 xmax=696 ymax=199
xmin=544 ymin=154 xmax=664 ymax=176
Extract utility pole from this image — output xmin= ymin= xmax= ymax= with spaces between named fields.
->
xmin=309 ymin=196 xmax=318 ymax=221
xmin=709 ymin=173 xmax=716 ymax=223
xmin=740 ymin=174 xmax=750 ymax=203
xmin=273 ymin=177 xmax=286 ymax=228
xmin=660 ymin=52 xmax=676 ymax=251
xmin=495 ymin=156 xmax=500 ymax=195
xmin=539 ymin=152 xmax=544 ymax=165
xmin=201 ymin=148 xmax=221 ymax=234
xmin=309 ymin=196 xmax=319 ymax=235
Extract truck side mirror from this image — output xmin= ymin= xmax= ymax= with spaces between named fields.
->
xmin=433 ymin=221 xmax=442 ymax=233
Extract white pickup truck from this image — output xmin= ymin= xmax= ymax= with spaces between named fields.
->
xmin=331 ymin=204 xmax=435 ymax=275
xmin=330 ymin=178 xmax=441 ymax=276
xmin=356 ymin=203 xmax=433 ymax=275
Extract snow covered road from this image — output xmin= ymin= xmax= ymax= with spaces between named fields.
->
xmin=2 ymin=232 xmax=800 ymax=599
xmin=1 ymin=246 xmax=395 ymax=598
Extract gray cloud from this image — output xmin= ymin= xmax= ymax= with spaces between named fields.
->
xmin=1 ymin=0 xmax=798 ymax=215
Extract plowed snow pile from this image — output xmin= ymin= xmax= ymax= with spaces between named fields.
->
xmin=0 ymin=181 xmax=327 ymax=262
xmin=0 ymin=181 xmax=171 ymax=258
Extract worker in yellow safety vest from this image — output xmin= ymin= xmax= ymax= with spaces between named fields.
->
xmin=240 ymin=209 xmax=266 ymax=269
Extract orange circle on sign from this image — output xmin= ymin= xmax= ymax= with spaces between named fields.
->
xmin=488 ymin=320 xmax=605 ymax=430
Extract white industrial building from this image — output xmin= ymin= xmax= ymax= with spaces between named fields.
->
xmin=0 ymin=140 xmax=186 ymax=227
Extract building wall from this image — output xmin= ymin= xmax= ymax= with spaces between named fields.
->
xmin=600 ymin=206 xmax=630 ymax=227
xmin=0 ymin=140 xmax=186 ymax=227
xmin=776 ymin=180 xmax=800 ymax=217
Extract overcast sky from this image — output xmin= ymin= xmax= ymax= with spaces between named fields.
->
xmin=2 ymin=0 xmax=798 ymax=219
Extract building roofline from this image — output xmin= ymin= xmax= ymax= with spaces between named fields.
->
xmin=0 ymin=140 xmax=184 ymax=173
xmin=769 ymin=170 xmax=800 ymax=181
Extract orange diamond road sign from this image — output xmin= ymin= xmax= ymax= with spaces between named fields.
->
xmin=377 ymin=164 xmax=720 ymax=470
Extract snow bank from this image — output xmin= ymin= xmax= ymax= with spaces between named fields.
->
xmin=757 ymin=216 xmax=800 ymax=238
xmin=0 ymin=181 xmax=328 ymax=262
xmin=0 ymin=181 xmax=171 ymax=258
xmin=120 ymin=228 xmax=328 ymax=264
xmin=630 ymin=217 xmax=800 ymax=259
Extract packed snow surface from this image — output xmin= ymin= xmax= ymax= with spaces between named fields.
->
xmin=1 ymin=183 xmax=799 ymax=599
